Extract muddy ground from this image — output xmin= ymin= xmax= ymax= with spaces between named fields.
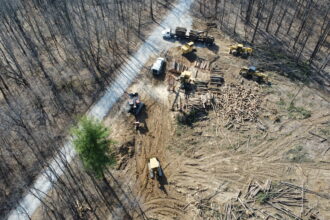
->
xmin=104 ymin=19 xmax=330 ymax=220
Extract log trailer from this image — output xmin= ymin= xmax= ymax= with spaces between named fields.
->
xmin=162 ymin=27 xmax=214 ymax=45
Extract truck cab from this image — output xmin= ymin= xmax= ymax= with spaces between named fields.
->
xmin=162 ymin=28 xmax=173 ymax=39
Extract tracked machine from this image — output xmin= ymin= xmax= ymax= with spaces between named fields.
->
xmin=181 ymin=42 xmax=195 ymax=55
xmin=229 ymin=44 xmax=252 ymax=58
xmin=180 ymin=71 xmax=195 ymax=91
xmin=239 ymin=66 xmax=269 ymax=84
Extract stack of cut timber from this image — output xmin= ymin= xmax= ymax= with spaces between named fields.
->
xmin=175 ymin=27 xmax=187 ymax=38
xmin=188 ymin=30 xmax=200 ymax=40
xmin=185 ymin=93 xmax=213 ymax=111
xmin=209 ymin=64 xmax=224 ymax=92
xmin=190 ymin=68 xmax=198 ymax=78
xmin=194 ymin=58 xmax=210 ymax=70
xmin=195 ymin=80 xmax=208 ymax=93
xmin=211 ymin=65 xmax=222 ymax=74
xmin=212 ymin=84 xmax=262 ymax=127
xmin=209 ymin=75 xmax=224 ymax=87
xmin=169 ymin=60 xmax=188 ymax=73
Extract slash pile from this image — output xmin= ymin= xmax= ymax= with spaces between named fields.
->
xmin=195 ymin=180 xmax=323 ymax=220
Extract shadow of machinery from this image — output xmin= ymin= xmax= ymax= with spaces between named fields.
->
xmin=157 ymin=170 xmax=168 ymax=195
xmin=194 ymin=42 xmax=220 ymax=53
xmin=135 ymin=106 xmax=149 ymax=134
xmin=182 ymin=51 xmax=197 ymax=62
xmin=176 ymin=108 xmax=209 ymax=127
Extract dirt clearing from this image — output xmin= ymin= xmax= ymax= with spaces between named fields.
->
xmin=104 ymin=18 xmax=330 ymax=220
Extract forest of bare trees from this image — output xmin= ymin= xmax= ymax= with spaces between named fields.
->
xmin=193 ymin=0 xmax=329 ymax=83
xmin=0 ymin=0 xmax=171 ymax=218
xmin=0 ymin=0 xmax=329 ymax=219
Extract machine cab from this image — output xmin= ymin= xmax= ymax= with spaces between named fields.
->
xmin=248 ymin=66 xmax=257 ymax=72
xmin=162 ymin=28 xmax=172 ymax=39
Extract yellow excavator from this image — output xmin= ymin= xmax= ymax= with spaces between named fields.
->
xmin=239 ymin=66 xmax=269 ymax=84
xmin=181 ymin=42 xmax=195 ymax=55
xmin=229 ymin=44 xmax=252 ymax=58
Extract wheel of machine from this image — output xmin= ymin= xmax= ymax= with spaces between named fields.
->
xmin=242 ymin=52 xmax=249 ymax=59
xmin=232 ymin=50 xmax=238 ymax=56
xmin=246 ymin=73 xmax=253 ymax=80
xmin=256 ymin=76 xmax=262 ymax=84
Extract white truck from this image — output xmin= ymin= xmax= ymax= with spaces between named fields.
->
xmin=151 ymin=57 xmax=166 ymax=76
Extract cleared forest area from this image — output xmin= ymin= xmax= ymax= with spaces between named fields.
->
xmin=0 ymin=0 xmax=174 ymax=217
xmin=192 ymin=0 xmax=329 ymax=91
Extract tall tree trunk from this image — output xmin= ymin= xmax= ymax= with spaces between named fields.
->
xmin=293 ymin=0 xmax=313 ymax=50
xmin=265 ymin=0 xmax=277 ymax=33
xmin=245 ymin=0 xmax=255 ymax=24
xmin=251 ymin=0 xmax=264 ymax=43
xmin=275 ymin=6 xmax=287 ymax=36
xmin=150 ymin=0 xmax=154 ymax=21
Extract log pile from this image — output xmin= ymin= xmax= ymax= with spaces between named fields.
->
xmin=175 ymin=27 xmax=187 ymax=37
xmin=169 ymin=60 xmax=188 ymax=73
xmin=194 ymin=58 xmax=210 ymax=70
xmin=185 ymin=93 xmax=214 ymax=111
xmin=209 ymin=75 xmax=224 ymax=88
xmin=195 ymin=80 xmax=208 ymax=93
xmin=213 ymin=84 xmax=261 ymax=128
xmin=188 ymin=30 xmax=201 ymax=41
xmin=211 ymin=65 xmax=222 ymax=74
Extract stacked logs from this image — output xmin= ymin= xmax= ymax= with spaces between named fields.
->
xmin=194 ymin=58 xmax=210 ymax=70
xmin=213 ymin=84 xmax=261 ymax=128
xmin=174 ymin=84 xmax=261 ymax=127
xmin=169 ymin=60 xmax=188 ymax=73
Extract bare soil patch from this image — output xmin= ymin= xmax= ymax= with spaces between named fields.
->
xmin=105 ymin=18 xmax=330 ymax=219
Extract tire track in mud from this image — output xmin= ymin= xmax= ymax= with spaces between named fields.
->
xmin=130 ymin=94 xmax=186 ymax=219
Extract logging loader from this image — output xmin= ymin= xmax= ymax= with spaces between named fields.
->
xmin=239 ymin=66 xmax=269 ymax=84
xmin=180 ymin=71 xmax=195 ymax=90
xmin=181 ymin=42 xmax=195 ymax=55
xmin=229 ymin=44 xmax=252 ymax=58
xmin=148 ymin=157 xmax=163 ymax=179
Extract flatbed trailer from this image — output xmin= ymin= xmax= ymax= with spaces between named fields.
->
xmin=162 ymin=27 xmax=214 ymax=45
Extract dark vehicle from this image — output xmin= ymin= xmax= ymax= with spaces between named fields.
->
xmin=127 ymin=93 xmax=144 ymax=116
